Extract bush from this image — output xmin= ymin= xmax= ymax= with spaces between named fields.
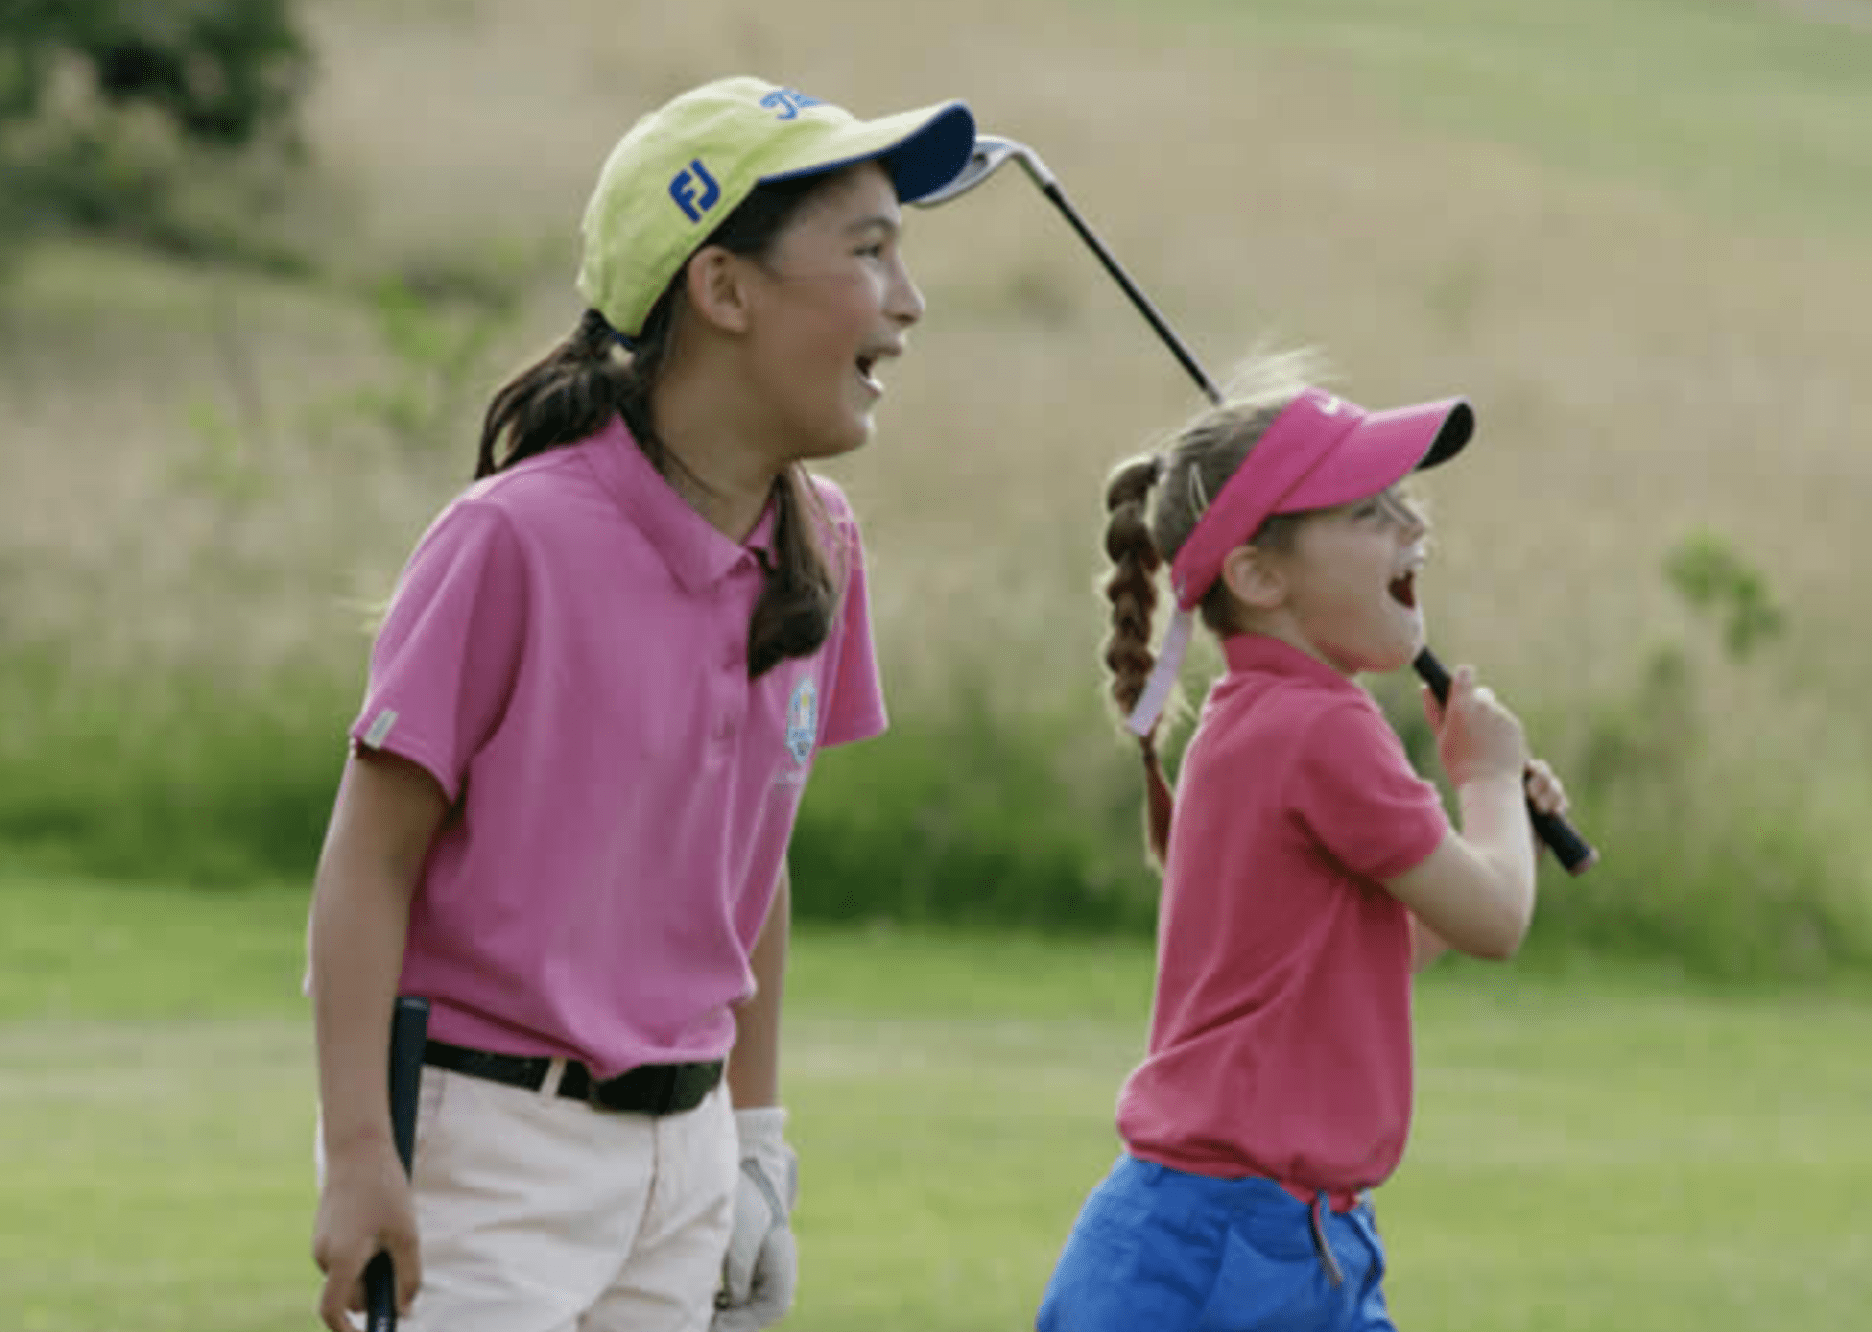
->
xmin=0 ymin=648 xmax=350 ymax=888
xmin=0 ymin=0 xmax=313 ymax=267
xmin=792 ymin=695 xmax=1159 ymax=935
xmin=2 ymin=1 xmax=309 ymax=149
xmin=2 ymin=534 xmax=1866 ymax=985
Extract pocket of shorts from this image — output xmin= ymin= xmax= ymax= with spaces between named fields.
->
xmin=1041 ymin=1183 xmax=1214 ymax=1332
xmin=1192 ymin=1222 xmax=1323 ymax=1332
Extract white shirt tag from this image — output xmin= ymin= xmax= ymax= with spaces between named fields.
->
xmin=362 ymin=708 xmax=399 ymax=749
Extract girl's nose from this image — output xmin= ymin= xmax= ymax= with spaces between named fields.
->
xmin=889 ymin=258 xmax=925 ymax=328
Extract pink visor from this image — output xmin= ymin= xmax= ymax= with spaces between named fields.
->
xmin=1169 ymin=387 xmax=1472 ymax=611
xmin=1124 ymin=386 xmax=1472 ymax=736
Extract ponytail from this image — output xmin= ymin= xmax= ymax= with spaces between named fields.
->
xmin=1101 ymin=455 xmax=1177 ymax=866
xmin=471 ymin=170 xmax=847 ymax=681
xmin=476 ymin=309 xmax=628 ymax=479
xmin=748 ymin=466 xmax=838 ymax=678
xmin=473 ymin=301 xmax=836 ymax=680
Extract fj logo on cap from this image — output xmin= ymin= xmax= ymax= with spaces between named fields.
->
xmin=669 ymin=158 xmax=721 ymax=223
xmin=759 ymin=88 xmax=823 ymax=120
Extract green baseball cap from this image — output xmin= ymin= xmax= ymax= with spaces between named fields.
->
xmin=577 ymin=76 xmax=976 ymax=341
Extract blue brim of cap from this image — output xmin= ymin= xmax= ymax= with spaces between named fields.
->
xmin=879 ymin=103 xmax=978 ymax=203
xmin=759 ymin=102 xmax=977 ymax=204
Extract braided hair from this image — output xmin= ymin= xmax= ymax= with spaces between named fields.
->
xmin=1097 ymin=351 xmax=1323 ymax=864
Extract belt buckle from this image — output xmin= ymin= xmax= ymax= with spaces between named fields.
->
xmin=586 ymin=1063 xmax=673 ymax=1114
xmin=644 ymin=1065 xmax=680 ymax=1115
xmin=584 ymin=1061 xmax=719 ymax=1114
xmin=585 ymin=1067 xmax=627 ymax=1112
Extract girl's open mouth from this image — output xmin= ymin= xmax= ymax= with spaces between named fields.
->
xmin=1388 ymin=571 xmax=1417 ymax=610
xmin=855 ymin=355 xmax=882 ymax=394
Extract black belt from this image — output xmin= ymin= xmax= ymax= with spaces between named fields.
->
xmin=424 ymin=1039 xmax=723 ymax=1116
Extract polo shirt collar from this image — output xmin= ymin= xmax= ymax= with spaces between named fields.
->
xmin=584 ymin=415 xmax=777 ymax=593
xmin=1221 ymin=633 xmax=1363 ymax=693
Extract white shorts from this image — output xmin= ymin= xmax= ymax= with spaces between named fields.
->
xmin=321 ymin=1061 xmax=738 ymax=1332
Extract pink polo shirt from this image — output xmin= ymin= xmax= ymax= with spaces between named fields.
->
xmin=346 ymin=416 xmax=886 ymax=1079
xmin=1116 ymin=635 xmax=1449 ymax=1199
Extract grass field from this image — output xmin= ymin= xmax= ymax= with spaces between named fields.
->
xmin=4 ymin=878 xmax=1868 ymax=1330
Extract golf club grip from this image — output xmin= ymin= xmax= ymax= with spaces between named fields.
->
xmin=365 ymin=996 xmax=430 ymax=1332
xmin=1412 ymin=649 xmax=1598 ymax=876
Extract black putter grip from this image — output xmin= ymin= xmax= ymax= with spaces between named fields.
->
xmin=1412 ymin=649 xmax=1598 ymax=876
xmin=365 ymin=996 xmax=430 ymax=1332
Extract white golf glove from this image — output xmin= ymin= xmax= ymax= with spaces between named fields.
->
xmin=712 ymin=1106 xmax=799 ymax=1331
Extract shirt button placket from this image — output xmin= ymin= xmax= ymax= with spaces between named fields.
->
xmin=712 ymin=641 xmax=742 ymax=748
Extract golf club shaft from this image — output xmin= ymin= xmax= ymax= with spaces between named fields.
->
xmin=365 ymin=996 xmax=430 ymax=1332
xmin=1032 ymin=156 xmax=1596 ymax=874
xmin=1037 ymin=183 xmax=1223 ymax=406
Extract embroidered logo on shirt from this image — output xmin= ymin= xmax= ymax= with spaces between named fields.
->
xmin=784 ymin=678 xmax=817 ymax=766
xmin=362 ymin=708 xmax=399 ymax=749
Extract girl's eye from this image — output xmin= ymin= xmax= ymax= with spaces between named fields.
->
xmin=856 ymin=243 xmax=886 ymax=259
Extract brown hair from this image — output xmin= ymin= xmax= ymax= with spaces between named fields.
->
xmin=473 ymin=172 xmax=843 ymax=680
xmin=1100 ymin=351 xmax=1322 ymax=864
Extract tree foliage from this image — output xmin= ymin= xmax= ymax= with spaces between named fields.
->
xmin=0 ymin=0 xmax=312 ymax=262
xmin=2 ymin=0 xmax=310 ymax=147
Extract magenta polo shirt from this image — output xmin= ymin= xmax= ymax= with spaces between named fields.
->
xmin=1116 ymin=635 xmax=1450 ymax=1201
xmin=347 ymin=416 xmax=885 ymax=1079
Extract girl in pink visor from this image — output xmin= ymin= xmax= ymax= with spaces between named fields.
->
xmin=307 ymin=77 xmax=974 ymax=1332
xmin=1036 ymin=354 xmax=1570 ymax=1332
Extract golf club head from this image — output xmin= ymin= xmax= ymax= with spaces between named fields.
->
xmin=912 ymin=134 xmax=1051 ymax=207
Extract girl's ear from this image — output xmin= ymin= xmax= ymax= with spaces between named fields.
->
xmin=683 ymin=245 xmax=753 ymax=336
xmin=1220 ymin=544 xmax=1287 ymax=612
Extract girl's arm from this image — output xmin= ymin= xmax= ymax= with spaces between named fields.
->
xmin=1388 ymin=772 xmax=1534 ymax=960
xmin=311 ymin=750 xmax=446 ymax=1153
xmin=1409 ymin=914 xmax=1451 ymax=973
xmin=1382 ymin=668 xmax=1538 ymax=961
xmin=728 ymin=864 xmax=790 ymax=1108
xmin=309 ymin=749 xmax=447 ymax=1330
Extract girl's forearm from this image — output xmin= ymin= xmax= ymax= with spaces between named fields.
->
xmin=1455 ymin=773 xmax=1537 ymax=938
xmin=727 ymin=865 xmax=790 ymax=1109
xmin=1409 ymin=914 xmax=1451 ymax=972
xmin=311 ymin=856 xmax=417 ymax=1156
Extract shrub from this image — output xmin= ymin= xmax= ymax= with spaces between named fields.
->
xmin=0 ymin=0 xmax=313 ymax=267
xmin=2 ymin=532 xmax=1865 ymax=985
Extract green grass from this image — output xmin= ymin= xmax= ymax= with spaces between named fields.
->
xmin=4 ymin=878 xmax=1869 ymax=1330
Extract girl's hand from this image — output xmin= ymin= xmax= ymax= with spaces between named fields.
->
xmin=1523 ymin=758 xmax=1569 ymax=819
xmin=1422 ymin=664 xmax=1528 ymax=790
xmin=313 ymin=1139 xmax=421 ymax=1331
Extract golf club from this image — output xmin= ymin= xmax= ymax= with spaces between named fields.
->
xmin=916 ymin=136 xmax=1221 ymax=408
xmin=365 ymin=995 xmax=430 ymax=1332
xmin=915 ymin=136 xmax=1597 ymax=875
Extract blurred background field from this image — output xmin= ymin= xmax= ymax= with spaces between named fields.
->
xmin=6 ymin=0 xmax=1872 ymax=976
xmin=3 ymin=0 xmax=1872 ymax=1326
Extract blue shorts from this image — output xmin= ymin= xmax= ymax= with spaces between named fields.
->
xmin=1036 ymin=1154 xmax=1395 ymax=1332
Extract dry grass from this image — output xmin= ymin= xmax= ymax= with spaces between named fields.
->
xmin=4 ymin=0 xmax=1869 ymax=762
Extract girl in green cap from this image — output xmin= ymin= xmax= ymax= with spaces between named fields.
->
xmin=308 ymin=77 xmax=974 ymax=1332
